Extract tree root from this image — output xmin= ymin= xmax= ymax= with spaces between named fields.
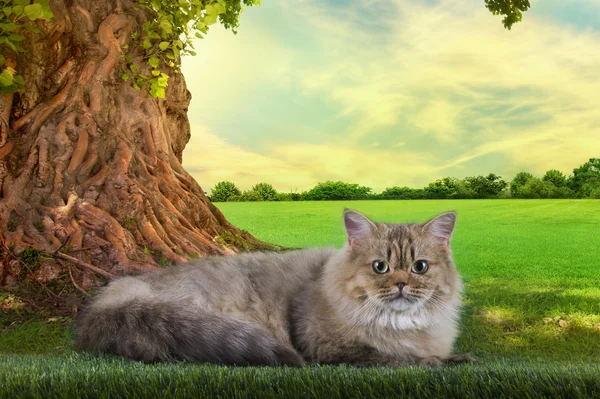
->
xmin=54 ymin=252 xmax=114 ymax=279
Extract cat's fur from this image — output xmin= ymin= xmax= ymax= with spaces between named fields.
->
xmin=76 ymin=210 xmax=468 ymax=367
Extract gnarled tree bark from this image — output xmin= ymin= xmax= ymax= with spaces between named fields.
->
xmin=0 ymin=0 xmax=273 ymax=290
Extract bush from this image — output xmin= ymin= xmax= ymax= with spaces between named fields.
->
xmin=380 ymin=186 xmax=426 ymax=200
xmin=241 ymin=190 xmax=263 ymax=202
xmin=210 ymin=181 xmax=241 ymax=202
xmin=227 ymin=194 xmax=244 ymax=202
xmin=552 ymin=186 xmax=576 ymax=199
xmin=276 ymin=192 xmax=301 ymax=201
xmin=250 ymin=183 xmax=278 ymax=201
xmin=301 ymin=181 xmax=372 ymax=201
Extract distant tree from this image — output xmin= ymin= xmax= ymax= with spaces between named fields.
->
xmin=380 ymin=186 xmax=423 ymax=200
xmin=511 ymin=171 xmax=534 ymax=197
xmin=424 ymin=180 xmax=453 ymax=199
xmin=250 ymin=183 xmax=278 ymax=201
xmin=484 ymin=0 xmax=531 ymax=29
xmin=440 ymin=177 xmax=476 ymax=199
xmin=590 ymin=187 xmax=600 ymax=199
xmin=210 ymin=181 xmax=241 ymax=202
xmin=567 ymin=158 xmax=600 ymax=198
xmin=302 ymin=181 xmax=371 ymax=201
xmin=518 ymin=177 xmax=555 ymax=199
xmin=465 ymin=174 xmax=507 ymax=198
xmin=543 ymin=169 xmax=567 ymax=187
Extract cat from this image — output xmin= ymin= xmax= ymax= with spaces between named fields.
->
xmin=76 ymin=209 xmax=470 ymax=367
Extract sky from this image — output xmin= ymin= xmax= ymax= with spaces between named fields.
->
xmin=180 ymin=0 xmax=600 ymax=193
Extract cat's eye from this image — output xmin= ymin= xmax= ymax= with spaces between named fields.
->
xmin=372 ymin=260 xmax=389 ymax=274
xmin=412 ymin=260 xmax=429 ymax=274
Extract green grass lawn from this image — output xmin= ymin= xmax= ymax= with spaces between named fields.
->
xmin=2 ymin=199 xmax=600 ymax=398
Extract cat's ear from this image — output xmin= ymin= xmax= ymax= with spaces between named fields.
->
xmin=423 ymin=211 xmax=456 ymax=246
xmin=343 ymin=209 xmax=376 ymax=246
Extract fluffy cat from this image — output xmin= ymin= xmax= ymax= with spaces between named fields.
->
xmin=76 ymin=209 xmax=469 ymax=367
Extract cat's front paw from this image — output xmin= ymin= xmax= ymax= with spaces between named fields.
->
xmin=417 ymin=354 xmax=476 ymax=367
xmin=444 ymin=353 xmax=477 ymax=365
xmin=417 ymin=356 xmax=444 ymax=367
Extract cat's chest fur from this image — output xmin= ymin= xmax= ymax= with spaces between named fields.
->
xmin=295 ymin=284 xmax=460 ymax=362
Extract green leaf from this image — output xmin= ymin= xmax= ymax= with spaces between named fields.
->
xmin=121 ymin=73 xmax=130 ymax=80
xmin=9 ymin=34 xmax=24 ymax=42
xmin=12 ymin=5 xmax=23 ymax=16
xmin=0 ymin=70 xmax=14 ymax=87
xmin=3 ymin=6 xmax=12 ymax=17
xmin=129 ymin=64 xmax=138 ymax=73
xmin=13 ymin=75 xmax=24 ymax=86
xmin=148 ymin=57 xmax=160 ymax=68
xmin=151 ymin=70 xmax=161 ymax=76
xmin=142 ymin=39 xmax=152 ymax=49
xmin=40 ymin=3 xmax=54 ymax=19
xmin=204 ymin=5 xmax=218 ymax=25
xmin=24 ymin=3 xmax=44 ymax=20
xmin=24 ymin=25 xmax=41 ymax=34
xmin=157 ymin=76 xmax=168 ymax=87
xmin=5 ymin=40 xmax=17 ymax=51
xmin=158 ymin=20 xmax=172 ymax=35
xmin=0 ymin=22 xmax=18 ymax=32
xmin=1 ymin=84 xmax=19 ymax=94
xmin=213 ymin=3 xmax=226 ymax=15
xmin=155 ymin=87 xmax=165 ymax=98
xmin=159 ymin=41 xmax=169 ymax=51
xmin=204 ymin=14 xmax=217 ymax=26
xmin=205 ymin=4 xmax=216 ymax=15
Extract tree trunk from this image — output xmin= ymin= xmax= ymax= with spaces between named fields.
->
xmin=0 ymin=0 xmax=273 ymax=290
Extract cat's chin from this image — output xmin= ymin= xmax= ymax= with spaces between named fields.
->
xmin=388 ymin=297 xmax=418 ymax=312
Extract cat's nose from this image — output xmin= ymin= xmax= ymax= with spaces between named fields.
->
xmin=395 ymin=281 xmax=407 ymax=291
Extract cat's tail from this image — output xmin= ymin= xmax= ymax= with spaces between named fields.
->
xmin=75 ymin=297 xmax=304 ymax=366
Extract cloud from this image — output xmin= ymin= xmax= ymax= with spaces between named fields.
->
xmin=183 ymin=125 xmax=440 ymax=192
xmin=181 ymin=0 xmax=600 ymax=190
xmin=182 ymin=125 xmax=315 ymax=192
xmin=280 ymin=0 xmax=600 ymax=176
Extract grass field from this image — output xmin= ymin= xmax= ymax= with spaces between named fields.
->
xmin=2 ymin=199 xmax=600 ymax=398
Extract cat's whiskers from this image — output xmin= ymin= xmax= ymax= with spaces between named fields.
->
xmin=425 ymin=296 xmax=461 ymax=324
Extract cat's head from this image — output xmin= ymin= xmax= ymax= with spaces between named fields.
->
xmin=328 ymin=209 xmax=460 ymax=318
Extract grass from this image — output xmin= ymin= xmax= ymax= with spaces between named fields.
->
xmin=1 ymin=199 xmax=600 ymax=398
